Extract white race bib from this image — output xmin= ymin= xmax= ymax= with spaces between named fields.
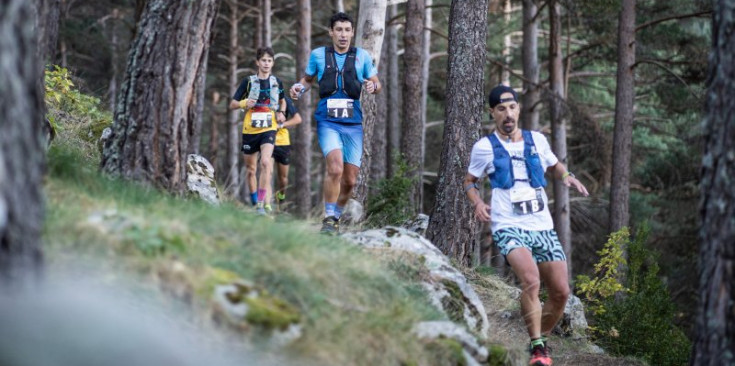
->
xmin=250 ymin=112 xmax=272 ymax=128
xmin=510 ymin=187 xmax=544 ymax=215
xmin=327 ymin=98 xmax=354 ymax=118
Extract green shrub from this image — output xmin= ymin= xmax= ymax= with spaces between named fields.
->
xmin=577 ymin=225 xmax=691 ymax=366
xmin=365 ymin=158 xmax=416 ymax=228
xmin=44 ymin=65 xmax=113 ymax=156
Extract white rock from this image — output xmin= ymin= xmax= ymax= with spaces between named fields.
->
xmin=342 ymin=227 xmax=490 ymax=337
xmin=186 ymin=154 xmax=220 ymax=205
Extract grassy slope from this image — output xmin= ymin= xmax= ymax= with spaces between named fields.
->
xmin=44 ymin=140 xmax=460 ymax=366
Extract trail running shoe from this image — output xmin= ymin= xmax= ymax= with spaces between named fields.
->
xmin=320 ymin=216 xmax=339 ymax=235
xmin=529 ymin=344 xmax=552 ymax=366
xmin=256 ymin=207 xmax=267 ymax=216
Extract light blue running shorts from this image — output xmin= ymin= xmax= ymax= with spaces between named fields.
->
xmin=317 ymin=121 xmax=363 ymax=167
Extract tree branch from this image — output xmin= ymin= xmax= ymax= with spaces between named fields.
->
xmin=635 ymin=10 xmax=712 ymax=33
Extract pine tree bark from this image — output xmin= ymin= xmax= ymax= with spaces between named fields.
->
xmin=292 ymin=0 xmax=313 ymax=218
xmin=386 ymin=4 xmax=400 ymax=178
xmin=225 ymin=0 xmax=242 ymax=197
xmin=262 ymin=0 xmax=272 ymax=47
xmin=693 ymin=1 xmax=735 ymax=364
xmin=34 ymin=0 xmax=61 ymax=65
xmin=521 ymin=0 xmax=540 ymax=131
xmin=100 ymin=0 xmax=220 ymax=194
xmin=426 ymin=0 xmax=488 ymax=266
xmin=609 ymin=0 xmax=636 ymax=234
xmin=370 ymin=35 xmax=389 ymax=193
xmin=0 ymin=0 xmax=45 ymax=284
xmin=401 ymin=0 xmax=425 ymax=215
xmin=548 ymin=0 xmax=571 ymax=274
xmin=354 ymin=0 xmax=387 ymax=206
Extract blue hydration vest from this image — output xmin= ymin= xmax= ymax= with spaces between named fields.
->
xmin=487 ymin=129 xmax=547 ymax=189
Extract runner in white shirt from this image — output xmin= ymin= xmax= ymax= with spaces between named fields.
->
xmin=464 ymin=85 xmax=589 ymax=366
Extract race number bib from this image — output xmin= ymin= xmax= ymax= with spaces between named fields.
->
xmin=250 ymin=112 xmax=272 ymax=128
xmin=510 ymin=187 xmax=544 ymax=215
xmin=327 ymin=98 xmax=354 ymax=119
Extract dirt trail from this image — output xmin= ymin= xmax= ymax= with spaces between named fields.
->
xmin=465 ymin=270 xmax=646 ymax=366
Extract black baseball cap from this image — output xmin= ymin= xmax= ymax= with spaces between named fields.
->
xmin=488 ymin=85 xmax=518 ymax=108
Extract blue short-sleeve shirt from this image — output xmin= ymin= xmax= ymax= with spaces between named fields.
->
xmin=306 ymin=47 xmax=377 ymax=124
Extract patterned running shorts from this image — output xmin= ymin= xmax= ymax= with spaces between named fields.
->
xmin=492 ymin=227 xmax=567 ymax=263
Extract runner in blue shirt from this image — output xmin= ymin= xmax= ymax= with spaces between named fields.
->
xmin=290 ymin=12 xmax=381 ymax=234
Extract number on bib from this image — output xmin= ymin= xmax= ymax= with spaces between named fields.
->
xmin=250 ymin=112 xmax=272 ymax=128
xmin=326 ymin=98 xmax=354 ymax=119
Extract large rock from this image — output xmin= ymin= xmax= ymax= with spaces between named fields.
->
xmin=342 ymin=227 xmax=490 ymax=337
xmin=186 ymin=154 xmax=220 ymax=205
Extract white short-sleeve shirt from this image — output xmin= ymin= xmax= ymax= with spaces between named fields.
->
xmin=468 ymin=130 xmax=559 ymax=232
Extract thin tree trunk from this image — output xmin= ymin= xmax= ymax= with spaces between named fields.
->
xmin=426 ymin=0 xmax=488 ymax=266
xmin=0 ymin=0 xmax=45 ymax=284
xmin=548 ymin=0 xmax=571 ymax=274
xmin=101 ymin=0 xmax=220 ymax=194
xmin=226 ymin=0 xmax=241 ymax=197
xmin=386 ymin=4 xmax=400 ymax=177
xmin=693 ymin=2 xmax=735 ymax=363
xmin=108 ymin=8 xmax=119 ymax=112
xmin=370 ymin=34 xmax=389 ymax=193
xmin=521 ymin=0 xmax=540 ymax=131
xmin=501 ymin=0 xmax=512 ymax=84
xmin=353 ymin=0 xmax=387 ymax=206
xmin=401 ymin=0 xmax=425 ymax=215
xmin=419 ymin=0 xmax=432 ymax=190
xmin=263 ymin=0 xmax=271 ymax=47
xmin=292 ymin=0 xmax=313 ymax=218
xmin=609 ymin=0 xmax=636 ymax=234
xmin=255 ymin=0 xmax=263 ymax=49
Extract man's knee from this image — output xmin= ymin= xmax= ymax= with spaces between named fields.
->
xmin=326 ymin=161 xmax=343 ymax=179
xmin=341 ymin=174 xmax=357 ymax=190
xmin=259 ymin=158 xmax=272 ymax=172
xmin=549 ymin=285 xmax=570 ymax=304
xmin=246 ymin=164 xmax=257 ymax=177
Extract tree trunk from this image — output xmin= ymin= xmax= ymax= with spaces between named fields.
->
xmin=292 ymin=0 xmax=313 ymax=218
xmin=100 ymin=0 xmax=220 ymax=194
xmin=0 ymin=0 xmax=45 ymax=284
xmin=692 ymin=2 xmax=735 ymax=364
xmin=501 ymin=0 xmax=512 ymax=84
xmin=386 ymin=4 xmax=400 ymax=178
xmin=255 ymin=0 xmax=263 ymax=49
xmin=35 ymin=0 xmax=61 ymax=65
xmin=609 ymin=0 xmax=636 ymax=234
xmin=370 ymin=33 xmax=390 ymax=193
xmin=226 ymin=0 xmax=241 ymax=198
xmin=548 ymin=0 xmax=571 ymax=274
xmin=401 ymin=0 xmax=425 ymax=215
xmin=521 ymin=0 xmax=540 ymax=131
xmin=353 ymin=0 xmax=387 ymax=206
xmin=107 ymin=8 xmax=120 ymax=112
xmin=426 ymin=0 xmax=488 ymax=266
xmin=263 ymin=0 xmax=272 ymax=47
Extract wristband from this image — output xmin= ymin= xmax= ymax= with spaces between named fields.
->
xmin=238 ymin=99 xmax=248 ymax=109
xmin=463 ymin=182 xmax=479 ymax=193
xmin=562 ymin=172 xmax=575 ymax=180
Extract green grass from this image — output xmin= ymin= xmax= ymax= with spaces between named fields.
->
xmin=43 ymin=140 xmax=460 ymax=365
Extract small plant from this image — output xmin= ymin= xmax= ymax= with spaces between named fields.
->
xmin=577 ymin=224 xmax=691 ymax=366
xmin=44 ymin=65 xmax=113 ymax=146
xmin=576 ymin=227 xmax=629 ymax=316
xmin=364 ymin=157 xmax=416 ymax=227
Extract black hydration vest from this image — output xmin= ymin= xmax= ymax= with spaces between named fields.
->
xmin=318 ymin=47 xmax=362 ymax=100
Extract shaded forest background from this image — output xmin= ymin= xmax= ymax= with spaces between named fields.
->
xmin=49 ymin=0 xmax=709 ymax=338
